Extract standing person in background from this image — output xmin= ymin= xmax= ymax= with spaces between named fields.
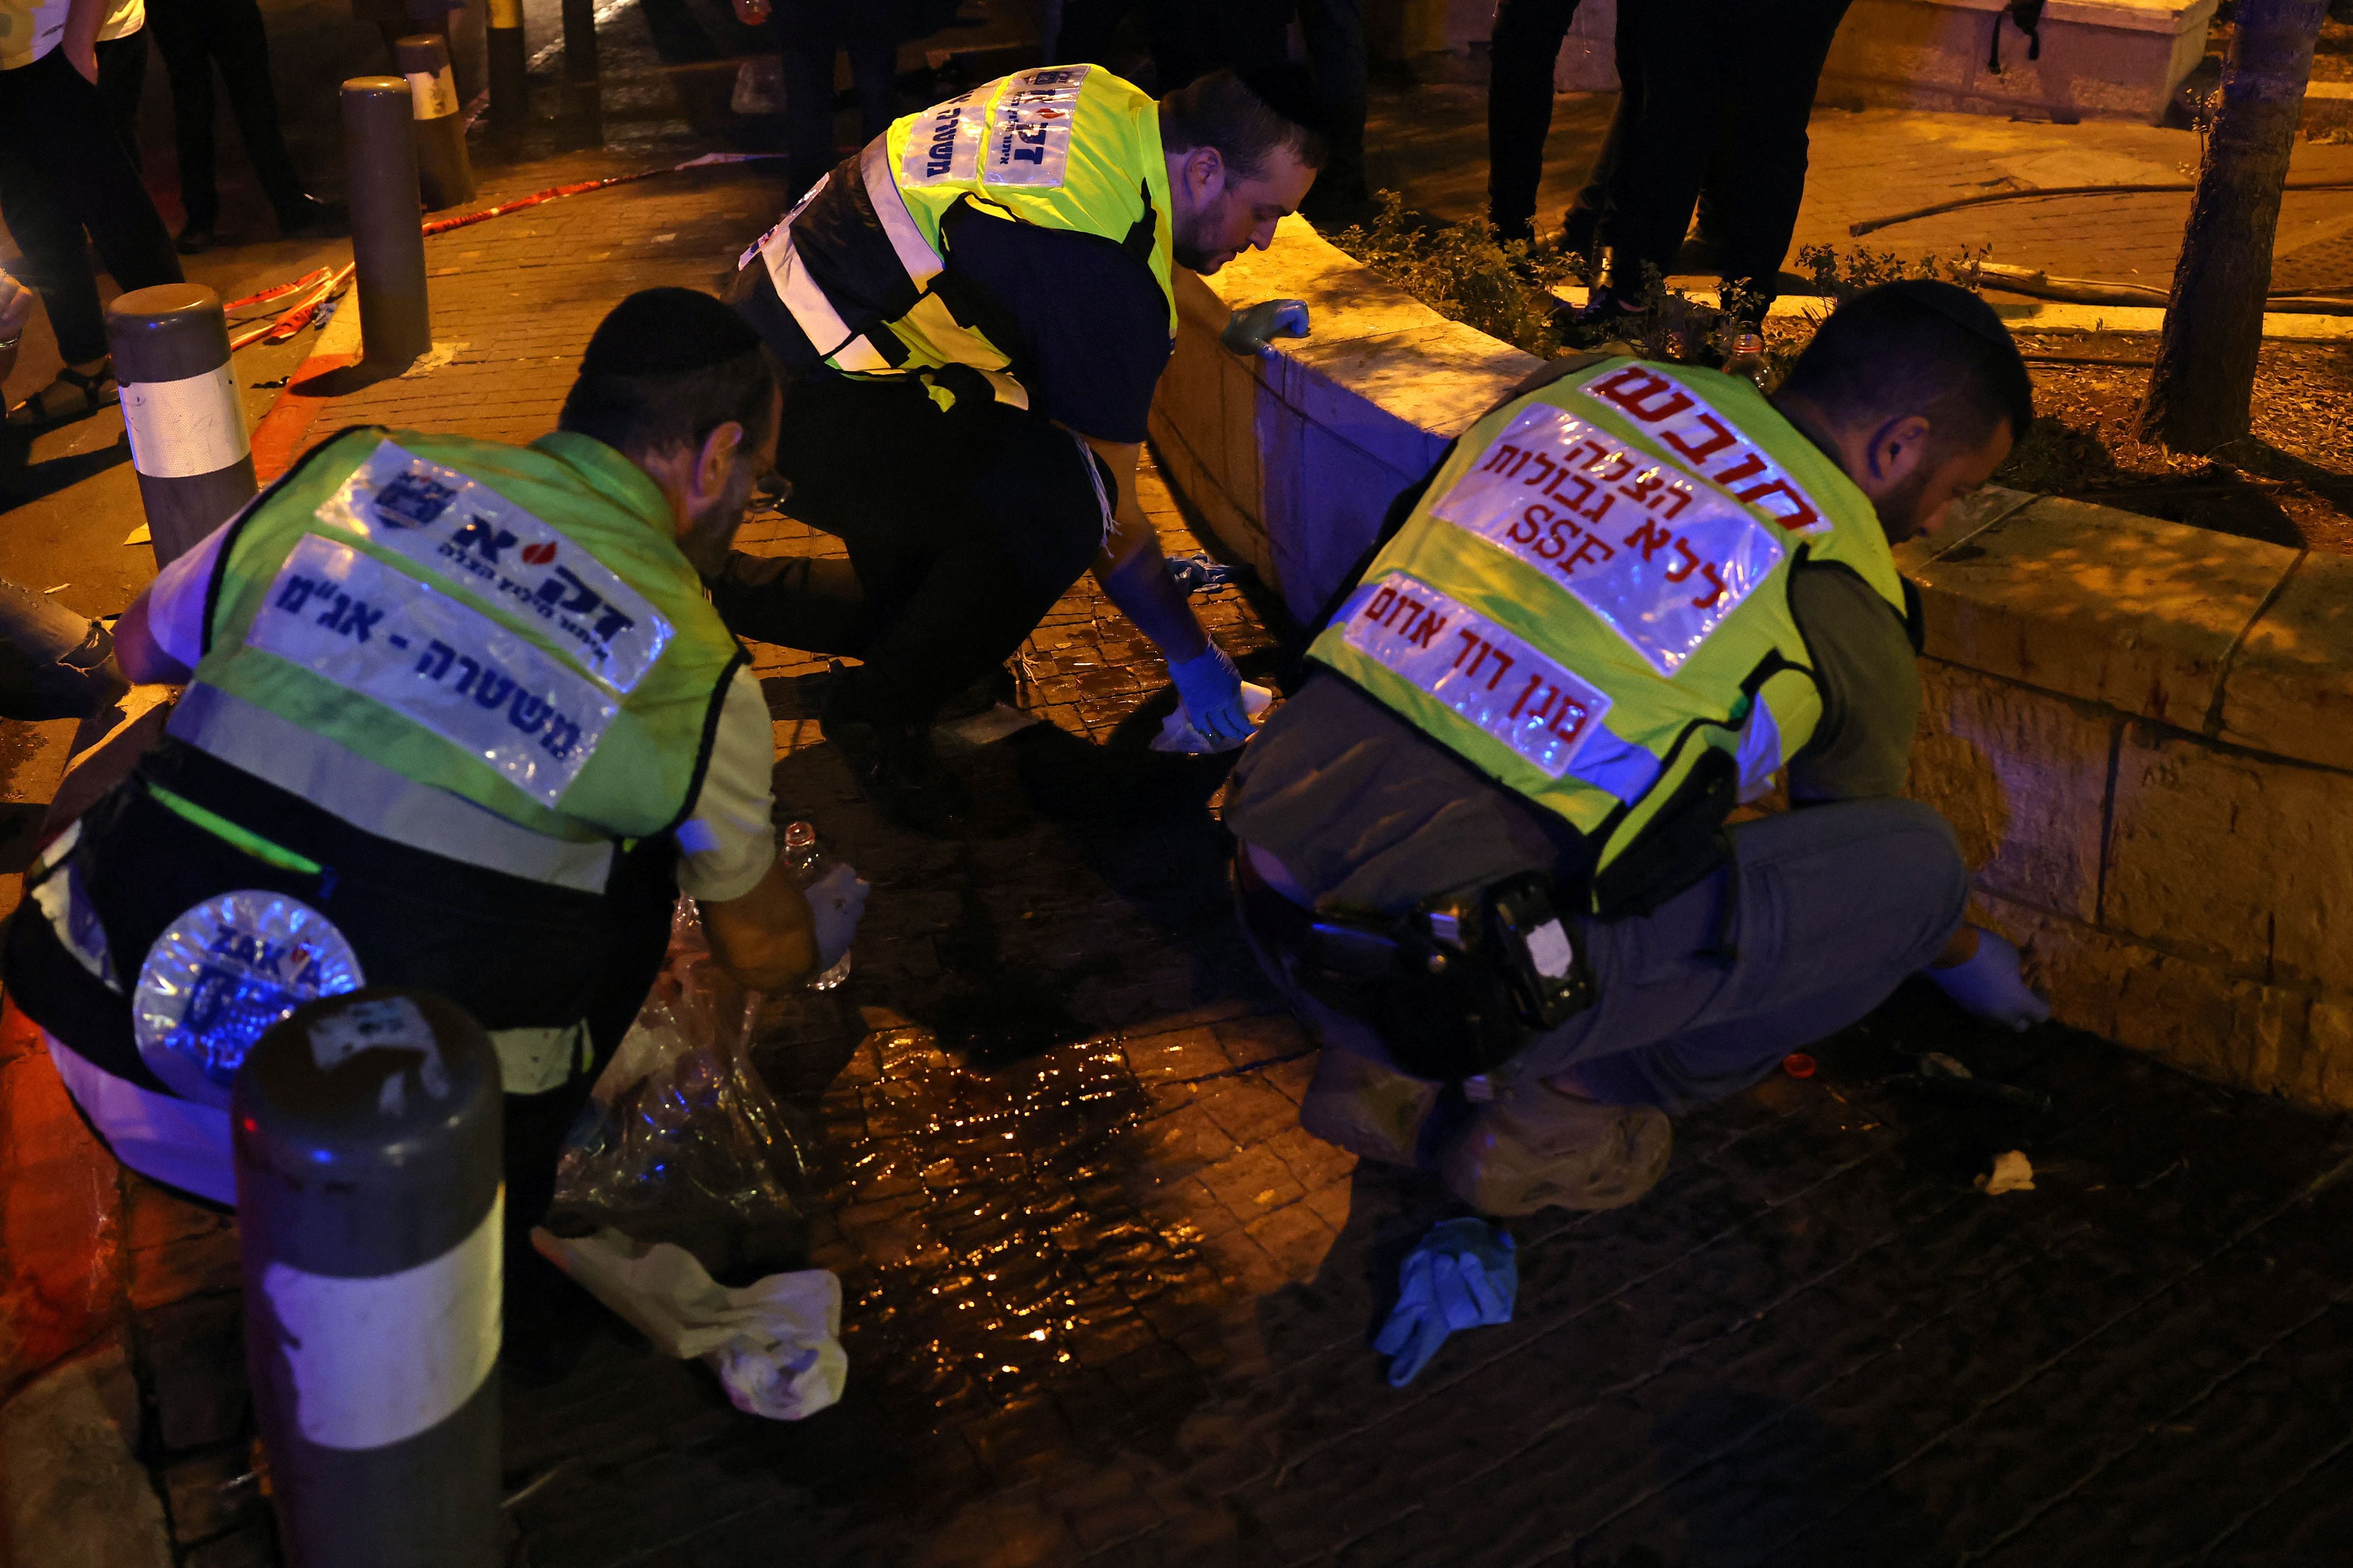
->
xmin=149 ymin=0 xmax=334 ymax=252
xmin=90 ymin=0 xmax=145 ymax=161
xmin=0 ymin=0 xmax=184 ymax=426
xmin=1297 ymin=0 xmax=1370 ymax=223
xmin=730 ymin=0 xmax=897 ymax=206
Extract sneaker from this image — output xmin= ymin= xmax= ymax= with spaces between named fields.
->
xmin=1298 ymin=1046 xmax=1442 ymax=1166
xmin=822 ymin=672 xmax=972 ymax=832
xmin=1438 ymin=1076 xmax=1671 ymax=1215
xmin=174 ymin=223 xmax=216 ymax=256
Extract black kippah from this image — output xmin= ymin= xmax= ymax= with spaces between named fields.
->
xmin=1232 ymin=60 xmax=1331 ymax=140
xmin=579 ymin=287 xmax=762 ymax=377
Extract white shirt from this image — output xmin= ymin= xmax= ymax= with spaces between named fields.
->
xmin=145 ymin=520 xmax=779 ymax=902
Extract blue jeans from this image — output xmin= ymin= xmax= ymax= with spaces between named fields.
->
xmin=1244 ymin=798 xmax=1968 ymax=1115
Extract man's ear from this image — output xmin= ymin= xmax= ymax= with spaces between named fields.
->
xmin=695 ymin=420 xmax=745 ymax=499
xmin=1867 ymin=413 xmax=1934 ymax=487
xmin=1181 ymin=144 xmax=1225 ymax=203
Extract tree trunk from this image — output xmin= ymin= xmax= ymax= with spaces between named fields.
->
xmin=2137 ymin=0 xmax=2327 ymax=452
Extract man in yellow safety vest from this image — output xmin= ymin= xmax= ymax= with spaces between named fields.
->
xmin=1226 ymin=282 xmax=2053 ymax=1217
xmin=717 ymin=62 xmax=1327 ymax=828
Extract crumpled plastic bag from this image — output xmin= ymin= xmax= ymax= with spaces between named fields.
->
xmin=532 ymin=1227 xmax=846 ymax=1420
xmin=1150 ymin=680 xmax=1275 ymax=755
xmin=1164 ymin=551 xmax=1246 ymax=593
xmin=549 ymin=898 xmax=811 ymax=1286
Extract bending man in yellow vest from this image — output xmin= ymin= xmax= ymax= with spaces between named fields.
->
xmin=1227 ymin=282 xmax=2051 ymax=1216
xmin=2 ymin=289 xmax=866 ymax=1374
xmin=717 ymin=62 xmax=1326 ymax=828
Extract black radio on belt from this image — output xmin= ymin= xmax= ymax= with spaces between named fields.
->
xmin=1298 ymin=872 xmax=1596 ymax=1082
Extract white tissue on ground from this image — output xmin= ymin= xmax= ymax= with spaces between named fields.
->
xmin=533 ymin=1226 xmax=847 ymax=1420
xmin=1151 ymin=680 xmax=1274 ymax=754
xmin=1975 ymin=1150 xmax=2036 ymax=1195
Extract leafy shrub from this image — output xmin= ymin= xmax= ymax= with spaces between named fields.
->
xmin=1330 ymin=192 xmax=1578 ymax=358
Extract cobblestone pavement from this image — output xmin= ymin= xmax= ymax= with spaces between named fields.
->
xmin=500 ymin=476 xmax=2353 ymax=1568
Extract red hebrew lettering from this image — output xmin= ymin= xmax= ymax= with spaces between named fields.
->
xmin=1731 ymin=477 xmax=1823 ymax=532
xmin=1617 ymin=470 xmax=1663 ymax=507
xmin=1483 ymin=649 xmax=1516 ymax=690
xmin=1595 ymin=454 xmax=1636 ymax=484
xmin=1577 ymin=490 xmax=1617 ymax=525
xmin=1690 ymin=562 xmax=1727 ymax=610
xmin=1454 ymin=629 xmax=1482 ymax=669
xmin=1410 ymin=610 xmax=1448 ymax=649
xmin=1590 ymin=367 xmax=1695 ymax=423
xmin=1505 ymin=673 xmax=1543 ymax=721
xmin=1665 ymin=539 xmax=1701 ymax=582
xmin=1551 ymin=699 xmax=1589 ymax=740
xmin=1656 ymin=487 xmax=1692 ymax=520
xmin=1712 ymin=452 xmax=1768 ymax=488
xmin=1524 ymin=453 xmax=1558 ymax=489
xmin=1480 ymin=442 xmax=1523 ymax=475
xmin=1623 ymin=519 xmax=1673 ymax=561
xmin=1549 ymin=470 xmax=1598 ymax=510
xmin=1365 ymin=587 xmax=1395 ymax=624
xmin=1660 ymin=412 xmax=1736 ymax=465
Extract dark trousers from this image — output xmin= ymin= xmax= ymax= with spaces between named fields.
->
xmin=1488 ymin=0 xmax=1600 ymax=247
xmin=777 ymin=0 xmax=895 ymax=201
xmin=710 ymin=370 xmax=1108 ymax=728
xmin=1246 ymin=799 xmax=1968 ymax=1114
xmin=1299 ymin=0 xmax=1368 ymax=200
xmin=148 ymin=0 xmax=311 ymax=231
xmin=94 ymin=31 xmax=147 ymax=167
xmin=0 ymin=47 xmax=183 ymax=364
xmin=1598 ymin=0 xmax=1852 ymax=299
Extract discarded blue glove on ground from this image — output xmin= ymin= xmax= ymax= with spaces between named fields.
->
xmin=1373 ymin=1217 xmax=1517 ymax=1387
xmin=1924 ymin=929 xmax=2051 ymax=1032
xmin=1221 ymin=297 xmax=1310 ymax=354
xmin=1164 ymin=552 xmax=1245 ymax=593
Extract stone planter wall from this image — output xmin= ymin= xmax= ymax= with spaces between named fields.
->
xmin=1149 ymin=218 xmax=2353 ymax=1113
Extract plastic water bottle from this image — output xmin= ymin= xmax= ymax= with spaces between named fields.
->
xmin=1724 ymin=331 xmax=1768 ymax=385
xmin=781 ymin=821 xmax=852 ymax=991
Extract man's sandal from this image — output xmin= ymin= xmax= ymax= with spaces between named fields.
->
xmin=5 ymin=361 xmax=119 ymax=427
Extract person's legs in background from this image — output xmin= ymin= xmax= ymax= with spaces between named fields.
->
xmin=842 ymin=1 xmax=895 ymax=146
xmin=1586 ymin=0 xmax=1722 ymax=313
xmin=1693 ymin=0 xmax=1854 ymax=316
xmin=147 ymin=0 xmax=223 ymax=242
xmin=775 ymin=0 xmax=843 ymax=201
xmin=1484 ymin=0 xmax=1578 ymax=245
xmin=92 ymin=29 xmax=148 ymax=167
xmin=0 ymin=49 xmax=184 ymax=424
xmin=1299 ymin=0 xmax=1370 ymax=217
xmin=207 ymin=0 xmax=328 ymax=236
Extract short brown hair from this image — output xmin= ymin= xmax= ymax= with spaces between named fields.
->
xmin=1158 ymin=65 xmax=1329 ymax=181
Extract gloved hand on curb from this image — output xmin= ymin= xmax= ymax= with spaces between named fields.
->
xmin=1221 ymin=298 xmax=1310 ymax=355
xmin=803 ymin=861 xmax=869 ymax=972
xmin=1924 ymin=928 xmax=2050 ymax=1032
xmin=1373 ymin=1217 xmax=1517 ymax=1387
xmin=1168 ymin=641 xmax=1252 ymax=746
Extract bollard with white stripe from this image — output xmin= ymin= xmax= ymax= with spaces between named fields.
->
xmin=396 ymin=33 xmax=477 ymax=211
xmin=487 ymin=0 xmax=528 ymax=132
xmin=344 ymin=76 xmax=434 ymax=370
xmin=237 ymin=988 xmax=504 ymax=1568
xmin=105 ymin=285 xmax=257 ymax=568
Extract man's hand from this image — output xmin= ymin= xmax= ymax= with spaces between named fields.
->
xmin=701 ymin=854 xmax=869 ymax=992
xmin=62 ymin=0 xmax=104 ymax=81
xmin=1923 ymin=926 xmax=2051 ymax=1032
xmin=0 ymin=270 xmax=32 ymax=386
xmin=1168 ymin=642 xmax=1251 ymax=744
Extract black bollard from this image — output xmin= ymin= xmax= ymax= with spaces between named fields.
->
xmin=396 ymin=34 xmax=477 ymax=210
xmin=236 ymin=989 xmax=505 ymax=1568
xmin=342 ymin=76 xmax=433 ymax=369
xmin=106 ymin=285 xmax=259 ymax=567
xmin=487 ymin=0 xmax=528 ymax=131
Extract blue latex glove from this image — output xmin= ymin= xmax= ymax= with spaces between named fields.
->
xmin=1168 ymin=641 xmax=1251 ymax=745
xmin=1220 ymin=298 xmax=1311 ymax=355
xmin=1373 ymin=1218 xmax=1517 ymax=1387
xmin=1924 ymin=929 xmax=2051 ymax=1032
xmin=1164 ymin=551 xmax=1244 ymax=593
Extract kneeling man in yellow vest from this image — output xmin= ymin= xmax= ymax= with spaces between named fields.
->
xmin=2 ymin=289 xmax=866 ymax=1363
xmin=1229 ymin=281 xmax=2053 ymax=1215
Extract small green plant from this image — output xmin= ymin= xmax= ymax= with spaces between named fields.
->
xmin=1332 ymin=191 xmax=1578 ymax=358
xmin=1795 ymin=242 xmax=1990 ymax=301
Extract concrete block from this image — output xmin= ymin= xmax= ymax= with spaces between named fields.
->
xmin=2217 ymin=551 xmax=2353 ymax=775
xmin=1263 ymin=417 xmax=1421 ymax=628
xmin=1822 ymin=0 xmax=2218 ymax=124
xmin=2103 ymin=727 xmax=2353 ymax=992
xmin=0 ymin=1339 xmax=175 ymax=1568
xmin=1269 ymin=319 xmax=1535 ymax=453
xmin=1907 ymin=495 xmax=2295 ymax=732
xmin=1217 ymin=351 xmax=1264 ymax=521
xmin=1908 ymin=660 xmax=2117 ymax=922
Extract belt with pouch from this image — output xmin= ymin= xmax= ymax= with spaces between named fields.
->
xmin=1233 ymin=846 xmax=1598 ymax=1083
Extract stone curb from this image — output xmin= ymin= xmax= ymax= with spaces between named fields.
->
xmin=1146 ymin=216 xmax=2353 ymax=1113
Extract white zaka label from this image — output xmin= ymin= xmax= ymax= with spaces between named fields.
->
xmin=1339 ymin=573 xmax=1613 ymax=778
xmin=314 ymin=440 xmax=672 ymax=693
xmin=901 ymin=85 xmax=988 ymax=186
xmin=247 ymin=534 xmax=617 ymax=807
xmin=984 ymin=65 xmax=1089 ymax=187
xmin=1433 ymin=402 xmax=1788 ymax=677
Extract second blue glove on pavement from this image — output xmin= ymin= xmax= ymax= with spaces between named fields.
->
xmin=1373 ymin=1217 xmax=1518 ymax=1387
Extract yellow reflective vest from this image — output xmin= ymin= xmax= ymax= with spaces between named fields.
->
xmin=741 ymin=64 xmax=1175 ymax=408
xmin=1308 ymin=358 xmax=1911 ymax=911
